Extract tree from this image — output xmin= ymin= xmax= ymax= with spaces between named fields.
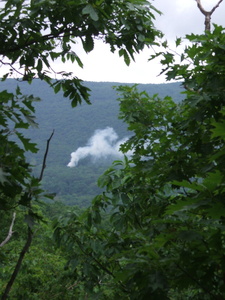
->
xmin=54 ymin=3 xmax=225 ymax=300
xmin=196 ymin=0 xmax=223 ymax=32
xmin=0 ymin=0 xmax=161 ymax=298
xmin=0 ymin=0 xmax=161 ymax=211
xmin=0 ymin=202 xmax=79 ymax=300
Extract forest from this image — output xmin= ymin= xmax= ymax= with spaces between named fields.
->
xmin=1 ymin=79 xmax=183 ymax=206
xmin=1 ymin=0 xmax=225 ymax=299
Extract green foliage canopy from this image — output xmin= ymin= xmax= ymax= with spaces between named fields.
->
xmin=0 ymin=1 xmax=160 ymax=298
xmin=0 ymin=0 xmax=161 ymax=211
xmin=54 ymin=25 xmax=225 ymax=299
xmin=3 ymin=1 xmax=225 ymax=299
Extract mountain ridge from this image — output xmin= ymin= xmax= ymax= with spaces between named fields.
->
xmin=1 ymin=79 xmax=184 ymax=206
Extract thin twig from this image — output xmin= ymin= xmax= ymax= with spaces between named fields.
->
xmin=0 ymin=60 xmax=24 ymax=77
xmin=209 ymin=0 xmax=223 ymax=14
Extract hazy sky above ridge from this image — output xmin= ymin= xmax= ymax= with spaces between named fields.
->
xmin=63 ymin=0 xmax=225 ymax=84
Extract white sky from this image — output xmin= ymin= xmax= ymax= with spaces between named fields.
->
xmin=59 ymin=0 xmax=225 ymax=84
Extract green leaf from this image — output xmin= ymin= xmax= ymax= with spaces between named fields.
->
xmin=0 ymin=168 xmax=10 ymax=185
xmin=211 ymin=119 xmax=225 ymax=139
xmin=75 ymin=54 xmax=83 ymax=68
xmin=82 ymin=4 xmax=99 ymax=21
xmin=53 ymin=82 xmax=61 ymax=94
xmin=207 ymin=202 xmax=225 ymax=219
xmin=138 ymin=34 xmax=145 ymax=42
xmin=165 ymin=197 xmax=201 ymax=215
xmin=37 ymin=58 xmax=43 ymax=72
xmin=122 ymin=49 xmax=130 ymax=66
xmin=16 ymin=132 xmax=39 ymax=153
xmin=82 ymin=35 xmax=94 ymax=53
xmin=175 ymin=37 xmax=182 ymax=47
xmin=203 ymin=170 xmax=223 ymax=192
xmin=172 ymin=180 xmax=204 ymax=192
xmin=16 ymin=85 xmax=21 ymax=95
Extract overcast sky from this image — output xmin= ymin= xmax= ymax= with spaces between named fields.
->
xmin=2 ymin=1 xmax=224 ymax=83
xmin=61 ymin=0 xmax=225 ymax=84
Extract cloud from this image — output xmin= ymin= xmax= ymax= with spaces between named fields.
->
xmin=67 ymin=127 xmax=130 ymax=167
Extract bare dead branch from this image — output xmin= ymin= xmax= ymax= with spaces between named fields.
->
xmin=39 ymin=130 xmax=55 ymax=181
xmin=210 ymin=0 xmax=223 ymax=14
xmin=195 ymin=0 xmax=223 ymax=32
xmin=0 ymin=212 xmax=16 ymax=247
xmin=196 ymin=0 xmax=207 ymax=15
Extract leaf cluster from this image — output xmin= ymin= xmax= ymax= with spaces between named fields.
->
xmin=0 ymin=1 xmax=160 ymax=298
xmin=53 ymin=25 xmax=225 ymax=299
xmin=0 ymin=0 xmax=160 ymax=210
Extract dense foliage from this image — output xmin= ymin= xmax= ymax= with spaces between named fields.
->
xmin=0 ymin=203 xmax=83 ymax=299
xmin=1 ymin=79 xmax=183 ymax=206
xmin=0 ymin=0 xmax=160 ymax=211
xmin=2 ymin=0 xmax=225 ymax=299
xmin=53 ymin=25 xmax=225 ymax=299
xmin=0 ymin=0 xmax=160 ymax=298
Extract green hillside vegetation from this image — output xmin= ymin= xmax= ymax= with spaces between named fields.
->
xmin=3 ymin=1 xmax=225 ymax=298
xmin=1 ymin=79 xmax=183 ymax=206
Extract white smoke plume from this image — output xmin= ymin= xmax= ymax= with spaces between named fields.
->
xmin=67 ymin=127 xmax=129 ymax=167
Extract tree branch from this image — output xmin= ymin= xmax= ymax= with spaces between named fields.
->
xmin=196 ymin=0 xmax=207 ymax=15
xmin=39 ymin=130 xmax=54 ymax=181
xmin=210 ymin=0 xmax=223 ymax=14
xmin=1 ymin=227 xmax=33 ymax=300
xmin=0 ymin=60 xmax=24 ymax=77
xmin=0 ymin=26 xmax=78 ymax=56
xmin=195 ymin=0 xmax=223 ymax=32
xmin=0 ymin=212 xmax=16 ymax=248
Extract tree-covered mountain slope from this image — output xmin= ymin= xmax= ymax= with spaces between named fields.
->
xmin=1 ymin=79 xmax=183 ymax=206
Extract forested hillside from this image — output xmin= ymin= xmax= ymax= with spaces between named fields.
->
xmin=2 ymin=0 xmax=225 ymax=299
xmin=1 ymin=79 xmax=183 ymax=206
